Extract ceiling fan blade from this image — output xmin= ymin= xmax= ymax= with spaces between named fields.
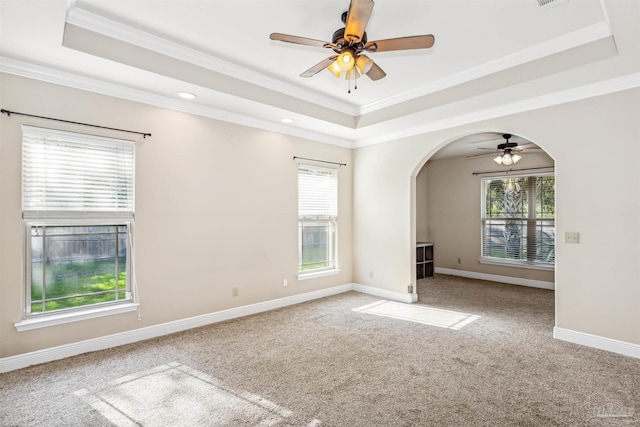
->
xmin=365 ymin=34 xmax=435 ymax=52
xmin=345 ymin=0 xmax=375 ymax=43
xmin=466 ymin=152 xmax=498 ymax=159
xmin=518 ymin=148 xmax=544 ymax=153
xmin=365 ymin=61 xmax=386 ymax=81
xmin=270 ymin=33 xmax=334 ymax=49
xmin=300 ymin=56 xmax=338 ymax=78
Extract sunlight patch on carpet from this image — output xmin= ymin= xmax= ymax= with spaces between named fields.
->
xmin=74 ymin=362 xmax=321 ymax=427
xmin=352 ymin=300 xmax=481 ymax=330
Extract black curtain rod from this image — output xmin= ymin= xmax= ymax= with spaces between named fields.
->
xmin=293 ymin=156 xmax=347 ymax=167
xmin=472 ymin=165 xmax=554 ymax=176
xmin=1 ymin=109 xmax=151 ymax=138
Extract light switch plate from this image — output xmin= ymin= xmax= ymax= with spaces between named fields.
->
xmin=564 ymin=231 xmax=580 ymax=244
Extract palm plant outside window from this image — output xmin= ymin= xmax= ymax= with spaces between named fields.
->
xmin=481 ymin=175 xmax=555 ymax=267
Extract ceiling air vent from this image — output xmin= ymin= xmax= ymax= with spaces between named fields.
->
xmin=536 ymin=0 xmax=570 ymax=10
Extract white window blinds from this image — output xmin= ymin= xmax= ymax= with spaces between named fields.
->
xmin=481 ymin=175 xmax=555 ymax=266
xmin=22 ymin=126 xmax=135 ymax=219
xmin=298 ymin=165 xmax=338 ymax=218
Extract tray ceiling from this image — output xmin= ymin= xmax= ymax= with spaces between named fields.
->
xmin=0 ymin=0 xmax=633 ymax=151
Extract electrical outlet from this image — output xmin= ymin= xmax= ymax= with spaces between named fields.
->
xmin=232 ymin=287 xmax=239 ymax=297
xmin=369 ymin=271 xmax=374 ymax=279
xmin=564 ymin=231 xmax=580 ymax=244
xmin=283 ymin=279 xmax=288 ymax=287
xmin=457 ymin=257 xmax=462 ymax=264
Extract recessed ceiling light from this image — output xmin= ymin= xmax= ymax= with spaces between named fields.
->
xmin=178 ymin=92 xmax=196 ymax=99
xmin=281 ymin=118 xmax=294 ymax=124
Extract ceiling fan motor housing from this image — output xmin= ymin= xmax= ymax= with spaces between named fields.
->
xmin=497 ymin=134 xmax=516 ymax=150
xmin=332 ymin=27 xmax=367 ymax=52
xmin=497 ymin=142 xmax=518 ymax=150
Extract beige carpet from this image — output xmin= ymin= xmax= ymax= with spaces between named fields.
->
xmin=1 ymin=274 xmax=639 ymax=426
xmin=74 ymin=362 xmax=320 ymax=427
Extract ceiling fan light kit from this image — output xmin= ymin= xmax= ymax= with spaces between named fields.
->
xmin=269 ymin=0 xmax=435 ymax=92
xmin=356 ymin=55 xmax=374 ymax=74
xmin=337 ymin=49 xmax=356 ymax=72
xmin=493 ymin=152 xmax=522 ymax=166
xmin=492 ymin=134 xmax=524 ymax=166
xmin=327 ymin=61 xmax=342 ymax=78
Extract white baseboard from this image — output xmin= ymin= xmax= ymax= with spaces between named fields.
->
xmin=435 ymin=267 xmax=555 ymax=290
xmin=0 ymin=284 xmax=353 ymax=373
xmin=1 ymin=283 xmax=416 ymax=373
xmin=3 ymin=281 xmax=636 ymax=373
xmin=554 ymin=327 xmax=640 ymax=359
xmin=352 ymin=283 xmax=417 ymax=303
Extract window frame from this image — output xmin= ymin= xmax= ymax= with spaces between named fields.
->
xmin=17 ymin=126 xmax=137 ymax=330
xmin=23 ymin=219 xmax=134 ymax=318
xmin=479 ymin=172 xmax=555 ymax=270
xmin=298 ymin=217 xmax=338 ymax=274
xmin=297 ymin=164 xmax=340 ymax=279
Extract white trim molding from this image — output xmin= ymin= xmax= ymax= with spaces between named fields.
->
xmin=0 ymin=57 xmax=354 ymax=149
xmin=65 ymin=6 xmax=358 ymax=117
xmin=554 ymin=327 xmax=640 ymax=359
xmin=359 ymin=20 xmax=615 ymax=115
xmin=0 ymin=284 xmax=351 ymax=373
xmin=352 ymin=283 xmax=417 ymax=304
xmin=479 ymin=257 xmax=554 ymax=272
xmin=2 ymin=56 xmax=638 ymax=149
xmin=15 ymin=303 xmax=140 ymax=332
xmin=5 ymin=280 xmax=639 ymax=373
xmin=297 ymin=269 xmax=342 ymax=281
xmin=354 ymin=72 xmax=640 ymax=147
xmin=0 ymin=282 xmax=418 ymax=373
xmin=434 ymin=267 xmax=555 ymax=290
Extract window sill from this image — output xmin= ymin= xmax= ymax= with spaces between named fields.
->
xmin=479 ymin=257 xmax=554 ymax=271
xmin=297 ymin=268 xmax=341 ymax=281
xmin=15 ymin=302 xmax=139 ymax=332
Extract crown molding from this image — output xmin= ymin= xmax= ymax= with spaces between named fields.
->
xmin=65 ymin=6 xmax=359 ymax=117
xmin=65 ymin=4 xmax=614 ymax=119
xmin=353 ymin=72 xmax=640 ymax=147
xmin=0 ymin=57 xmax=354 ymax=148
xmin=358 ymin=20 xmax=614 ymax=116
xmin=3 ymin=56 xmax=637 ymax=150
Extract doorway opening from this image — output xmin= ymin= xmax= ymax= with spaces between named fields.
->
xmin=412 ymin=131 xmax=556 ymax=317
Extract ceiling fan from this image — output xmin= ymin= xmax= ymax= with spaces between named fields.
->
xmin=269 ymin=0 xmax=435 ymax=87
xmin=468 ymin=134 xmax=541 ymax=166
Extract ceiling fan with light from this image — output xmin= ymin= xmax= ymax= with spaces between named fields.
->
xmin=269 ymin=0 xmax=435 ymax=91
xmin=468 ymin=134 xmax=541 ymax=166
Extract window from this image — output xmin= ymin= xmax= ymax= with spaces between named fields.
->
xmin=298 ymin=164 xmax=338 ymax=275
xmin=481 ymin=174 xmax=555 ymax=268
xmin=21 ymin=126 xmax=135 ymax=319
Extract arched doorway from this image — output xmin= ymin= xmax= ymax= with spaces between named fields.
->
xmin=412 ymin=131 xmax=556 ymax=310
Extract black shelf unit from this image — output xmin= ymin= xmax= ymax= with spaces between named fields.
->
xmin=416 ymin=242 xmax=434 ymax=279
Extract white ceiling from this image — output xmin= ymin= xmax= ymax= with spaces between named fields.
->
xmin=0 ymin=0 xmax=634 ymax=155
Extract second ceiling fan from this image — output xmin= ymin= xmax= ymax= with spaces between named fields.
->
xmin=468 ymin=134 xmax=542 ymax=166
xmin=270 ymin=0 xmax=435 ymax=84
